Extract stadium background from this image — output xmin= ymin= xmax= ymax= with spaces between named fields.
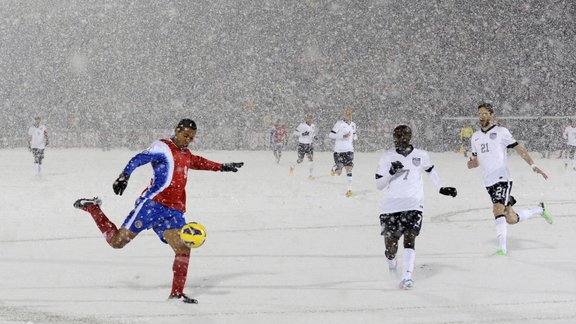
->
xmin=1 ymin=1 xmax=574 ymax=151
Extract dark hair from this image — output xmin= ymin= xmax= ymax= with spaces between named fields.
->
xmin=478 ymin=103 xmax=494 ymax=114
xmin=176 ymin=119 xmax=197 ymax=130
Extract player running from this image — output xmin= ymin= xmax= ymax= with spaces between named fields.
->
xmin=329 ymin=107 xmax=358 ymax=197
xmin=467 ymin=103 xmax=552 ymax=256
xmin=73 ymin=119 xmax=244 ymax=304
xmin=562 ymin=119 xmax=576 ymax=170
xmin=376 ymin=125 xmax=457 ymax=290
xmin=28 ymin=116 xmax=49 ymax=176
xmin=270 ymin=120 xmax=288 ymax=164
xmin=289 ymin=113 xmax=317 ymax=179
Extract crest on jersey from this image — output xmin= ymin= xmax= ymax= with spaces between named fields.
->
xmin=412 ymin=157 xmax=421 ymax=166
xmin=490 ymin=132 xmax=497 ymax=140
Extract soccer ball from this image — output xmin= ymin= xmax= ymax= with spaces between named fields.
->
xmin=179 ymin=222 xmax=207 ymax=248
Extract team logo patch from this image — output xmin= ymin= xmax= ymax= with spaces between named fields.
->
xmin=490 ymin=132 xmax=497 ymax=140
xmin=412 ymin=157 xmax=421 ymax=167
xmin=134 ymin=220 xmax=143 ymax=229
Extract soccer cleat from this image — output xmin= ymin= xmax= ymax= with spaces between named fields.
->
xmin=399 ymin=279 xmax=414 ymax=290
xmin=345 ymin=190 xmax=353 ymax=198
xmin=73 ymin=197 xmax=102 ymax=210
xmin=168 ymin=293 xmax=198 ymax=304
xmin=496 ymin=249 xmax=508 ymax=256
xmin=539 ymin=202 xmax=553 ymax=224
xmin=330 ymin=170 xmax=336 ymax=176
xmin=308 ymin=175 xmax=315 ymax=180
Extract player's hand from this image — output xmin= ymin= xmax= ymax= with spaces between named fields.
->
xmin=113 ymin=173 xmax=130 ymax=195
xmin=221 ymin=162 xmax=244 ymax=172
xmin=439 ymin=187 xmax=458 ymax=197
xmin=389 ymin=161 xmax=404 ymax=175
xmin=531 ymin=165 xmax=548 ymax=180
xmin=467 ymin=157 xmax=478 ymax=169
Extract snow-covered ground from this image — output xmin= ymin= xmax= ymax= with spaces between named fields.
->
xmin=1 ymin=148 xmax=574 ymax=324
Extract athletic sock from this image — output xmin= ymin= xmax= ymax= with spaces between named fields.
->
xmin=517 ymin=206 xmax=544 ymax=222
xmin=346 ymin=173 xmax=353 ymax=191
xmin=86 ymin=204 xmax=118 ymax=244
xmin=495 ymin=216 xmax=507 ymax=253
xmin=170 ymin=253 xmax=191 ymax=296
xmin=402 ymin=248 xmax=415 ymax=280
xmin=308 ymin=161 xmax=313 ymax=176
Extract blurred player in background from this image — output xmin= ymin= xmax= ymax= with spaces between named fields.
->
xmin=28 ymin=116 xmax=49 ymax=176
xmin=376 ymin=125 xmax=457 ymax=290
xmin=289 ymin=113 xmax=317 ymax=179
xmin=467 ymin=103 xmax=552 ymax=256
xmin=562 ymin=119 xmax=576 ymax=169
xmin=270 ymin=120 xmax=288 ymax=164
xmin=329 ymin=107 xmax=358 ymax=197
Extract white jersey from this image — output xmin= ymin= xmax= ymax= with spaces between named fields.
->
xmin=470 ymin=125 xmax=517 ymax=187
xmin=563 ymin=126 xmax=576 ymax=146
xmin=329 ymin=120 xmax=357 ymax=152
xmin=375 ymin=147 xmax=435 ymax=214
xmin=293 ymin=122 xmax=316 ymax=144
xmin=28 ymin=124 xmax=48 ymax=149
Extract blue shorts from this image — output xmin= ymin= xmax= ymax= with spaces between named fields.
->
xmin=122 ymin=198 xmax=186 ymax=243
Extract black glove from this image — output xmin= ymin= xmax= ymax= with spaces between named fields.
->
xmin=439 ymin=187 xmax=457 ymax=197
xmin=221 ymin=162 xmax=244 ymax=172
xmin=389 ymin=161 xmax=404 ymax=175
xmin=113 ymin=173 xmax=130 ymax=195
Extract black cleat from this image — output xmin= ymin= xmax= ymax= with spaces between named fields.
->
xmin=168 ymin=293 xmax=198 ymax=304
xmin=73 ymin=197 xmax=102 ymax=210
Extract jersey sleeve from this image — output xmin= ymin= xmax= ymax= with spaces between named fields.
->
xmin=501 ymin=127 xmax=517 ymax=147
xmin=328 ymin=122 xmax=341 ymax=139
xmin=375 ymin=154 xmax=392 ymax=190
xmin=122 ymin=150 xmax=157 ymax=176
xmin=188 ymin=154 xmax=222 ymax=171
xmin=470 ymin=133 xmax=478 ymax=155
xmin=421 ymin=151 xmax=433 ymax=171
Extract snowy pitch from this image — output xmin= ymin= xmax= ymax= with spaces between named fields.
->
xmin=0 ymin=148 xmax=574 ymax=324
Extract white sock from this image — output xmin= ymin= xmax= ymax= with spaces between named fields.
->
xmin=495 ymin=217 xmax=507 ymax=253
xmin=290 ymin=162 xmax=296 ymax=169
xmin=308 ymin=161 xmax=313 ymax=176
xmin=402 ymin=248 xmax=415 ymax=280
xmin=517 ymin=206 xmax=544 ymax=222
xmin=34 ymin=163 xmax=40 ymax=175
xmin=387 ymin=257 xmax=397 ymax=270
xmin=346 ymin=173 xmax=352 ymax=191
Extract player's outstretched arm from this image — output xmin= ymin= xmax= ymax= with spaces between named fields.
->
xmin=514 ymin=145 xmax=548 ymax=180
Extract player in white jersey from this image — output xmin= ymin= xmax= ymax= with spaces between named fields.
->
xmin=27 ymin=116 xmax=49 ymax=176
xmin=376 ymin=125 xmax=457 ymax=290
xmin=328 ymin=107 xmax=358 ymax=197
xmin=467 ymin=103 xmax=552 ymax=256
xmin=289 ymin=114 xmax=317 ymax=179
xmin=561 ymin=119 xmax=576 ymax=169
